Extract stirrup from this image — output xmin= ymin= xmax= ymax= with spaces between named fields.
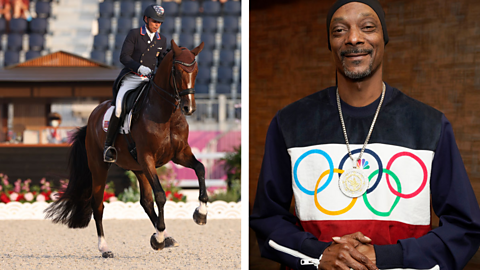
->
xmin=103 ymin=146 xmax=117 ymax=163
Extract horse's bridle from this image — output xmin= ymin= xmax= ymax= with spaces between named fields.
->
xmin=150 ymin=55 xmax=197 ymax=108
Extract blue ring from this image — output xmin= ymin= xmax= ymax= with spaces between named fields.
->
xmin=338 ymin=148 xmax=383 ymax=194
xmin=293 ymin=149 xmax=334 ymax=195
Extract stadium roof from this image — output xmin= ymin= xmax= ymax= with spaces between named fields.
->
xmin=0 ymin=51 xmax=120 ymax=82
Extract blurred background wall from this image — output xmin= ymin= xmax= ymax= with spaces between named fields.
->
xmin=249 ymin=0 xmax=480 ymax=268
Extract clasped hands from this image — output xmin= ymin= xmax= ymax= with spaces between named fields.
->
xmin=319 ymin=232 xmax=378 ymax=270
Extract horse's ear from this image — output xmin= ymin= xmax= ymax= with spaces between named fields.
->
xmin=171 ymin=39 xmax=182 ymax=56
xmin=191 ymin=42 xmax=204 ymax=56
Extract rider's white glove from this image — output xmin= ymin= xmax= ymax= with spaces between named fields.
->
xmin=138 ymin=65 xmax=152 ymax=76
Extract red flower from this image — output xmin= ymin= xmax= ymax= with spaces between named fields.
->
xmin=0 ymin=192 xmax=10 ymax=203
xmin=165 ymin=191 xmax=171 ymax=199
xmin=103 ymin=191 xmax=115 ymax=202
xmin=16 ymin=194 xmax=25 ymax=202
xmin=173 ymin=192 xmax=183 ymax=200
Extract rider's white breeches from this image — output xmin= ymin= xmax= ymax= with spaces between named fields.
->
xmin=115 ymin=74 xmax=150 ymax=117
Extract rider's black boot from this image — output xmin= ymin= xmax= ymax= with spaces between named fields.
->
xmin=103 ymin=113 xmax=121 ymax=163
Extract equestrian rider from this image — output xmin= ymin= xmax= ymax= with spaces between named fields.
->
xmin=104 ymin=4 xmax=168 ymax=163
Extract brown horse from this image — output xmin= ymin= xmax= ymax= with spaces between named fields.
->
xmin=45 ymin=40 xmax=208 ymax=258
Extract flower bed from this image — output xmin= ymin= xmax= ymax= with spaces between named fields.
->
xmin=0 ymin=201 xmax=241 ymax=220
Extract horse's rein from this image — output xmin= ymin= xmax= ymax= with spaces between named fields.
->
xmin=149 ymin=56 xmax=197 ymax=108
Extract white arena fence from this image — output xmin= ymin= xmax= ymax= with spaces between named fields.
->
xmin=0 ymin=201 xmax=241 ymax=220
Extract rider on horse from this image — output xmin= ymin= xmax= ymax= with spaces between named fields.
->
xmin=104 ymin=4 xmax=168 ymax=163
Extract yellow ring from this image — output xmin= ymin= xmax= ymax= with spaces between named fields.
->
xmin=314 ymin=169 xmax=357 ymax=215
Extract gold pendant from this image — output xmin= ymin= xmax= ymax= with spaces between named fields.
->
xmin=339 ymin=168 xmax=368 ymax=198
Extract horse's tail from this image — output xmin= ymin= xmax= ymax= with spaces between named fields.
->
xmin=44 ymin=126 xmax=93 ymax=228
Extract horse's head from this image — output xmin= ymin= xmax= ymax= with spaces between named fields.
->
xmin=161 ymin=39 xmax=204 ymax=115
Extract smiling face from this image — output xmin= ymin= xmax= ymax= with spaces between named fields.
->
xmin=329 ymin=2 xmax=384 ymax=81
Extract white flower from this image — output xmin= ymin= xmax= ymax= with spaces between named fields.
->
xmin=9 ymin=192 xmax=18 ymax=201
xmin=50 ymin=192 xmax=59 ymax=201
xmin=36 ymin=194 xmax=46 ymax=202
xmin=108 ymin=196 xmax=118 ymax=202
xmin=24 ymin=192 xmax=34 ymax=201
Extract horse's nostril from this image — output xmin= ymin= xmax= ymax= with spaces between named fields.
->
xmin=184 ymin=106 xmax=189 ymax=112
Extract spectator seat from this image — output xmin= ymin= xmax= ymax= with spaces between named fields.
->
xmin=223 ymin=16 xmax=239 ymax=33
xmin=4 ymin=50 xmax=20 ymax=66
xmin=7 ymin=34 xmax=23 ymax=51
xmin=35 ymin=1 xmax=51 ymax=18
xmin=29 ymin=34 xmax=45 ymax=51
xmin=10 ymin=18 xmax=28 ymax=34
xmin=180 ymin=1 xmax=199 ymax=16
xmin=30 ymin=18 xmax=48 ymax=34
xmin=25 ymin=50 xmax=41 ymax=60
xmin=202 ymin=1 xmax=221 ymax=16
xmin=223 ymin=1 xmax=241 ymax=16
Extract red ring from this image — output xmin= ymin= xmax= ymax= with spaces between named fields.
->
xmin=386 ymin=152 xmax=427 ymax=199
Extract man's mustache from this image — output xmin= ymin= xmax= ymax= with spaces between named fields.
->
xmin=340 ymin=48 xmax=373 ymax=57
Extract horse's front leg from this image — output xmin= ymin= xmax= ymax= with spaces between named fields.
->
xmin=134 ymin=170 xmax=178 ymax=248
xmin=173 ymin=147 xmax=208 ymax=225
xmin=138 ymin=155 xmax=168 ymax=250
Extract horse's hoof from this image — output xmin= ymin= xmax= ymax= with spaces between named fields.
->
xmin=150 ymin=233 xmax=165 ymax=250
xmin=165 ymin=236 xmax=179 ymax=248
xmin=102 ymin=251 xmax=114 ymax=258
xmin=193 ymin=209 xmax=207 ymax=225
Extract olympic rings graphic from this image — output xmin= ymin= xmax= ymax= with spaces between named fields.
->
xmin=363 ymin=169 xmax=401 ymax=217
xmin=293 ymin=148 xmax=429 ymax=217
xmin=386 ymin=152 xmax=427 ymax=199
xmin=314 ymin=168 xmax=358 ymax=215
xmin=338 ymin=149 xmax=383 ymax=194
xmin=293 ymin=149 xmax=334 ymax=196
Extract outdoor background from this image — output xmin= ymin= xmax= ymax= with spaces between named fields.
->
xmin=249 ymin=0 xmax=480 ymax=269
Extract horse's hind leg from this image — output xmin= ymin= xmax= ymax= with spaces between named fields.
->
xmin=134 ymin=170 xmax=179 ymax=248
xmin=88 ymin=152 xmax=113 ymax=258
xmin=173 ymin=148 xmax=208 ymax=225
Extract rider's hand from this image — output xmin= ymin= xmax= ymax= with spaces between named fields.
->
xmin=138 ymin=65 xmax=152 ymax=76
xmin=319 ymin=232 xmax=378 ymax=270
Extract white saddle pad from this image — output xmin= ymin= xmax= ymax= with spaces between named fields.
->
xmin=102 ymin=106 xmax=133 ymax=134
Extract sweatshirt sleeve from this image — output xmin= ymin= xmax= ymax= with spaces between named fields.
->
xmin=394 ymin=115 xmax=480 ymax=269
xmin=250 ymin=114 xmax=331 ymax=270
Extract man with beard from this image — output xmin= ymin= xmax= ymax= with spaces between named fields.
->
xmin=250 ymin=0 xmax=480 ymax=269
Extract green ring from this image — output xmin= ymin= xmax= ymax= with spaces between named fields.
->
xmin=363 ymin=169 xmax=402 ymax=217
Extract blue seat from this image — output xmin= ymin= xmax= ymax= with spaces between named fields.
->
xmin=112 ymin=49 xmax=122 ymax=68
xmin=30 ymin=18 xmax=48 ymax=34
xmin=235 ymin=82 xmax=241 ymax=94
xmin=91 ymin=50 xmax=106 ymax=63
xmin=196 ymin=67 xmax=211 ymax=84
xmin=160 ymin=17 xmax=175 ymax=34
xmin=219 ymin=49 xmax=234 ymax=67
xmin=223 ymin=1 xmax=241 ymax=16
xmin=181 ymin=17 xmax=196 ymax=33
xmin=221 ymin=33 xmax=237 ymax=50
xmin=115 ymin=33 xmax=127 ymax=50
xmin=25 ymin=50 xmax=41 ymax=60
xmin=202 ymin=16 xmax=217 ymax=33
xmin=216 ymin=83 xmax=231 ymax=94
xmin=179 ymin=33 xmax=194 ymax=49
xmin=97 ymin=18 xmax=112 ymax=34
xmin=10 ymin=18 xmax=27 ymax=34
xmin=197 ymin=50 xmax=213 ymax=67
xmin=223 ymin=16 xmax=239 ymax=33
xmin=120 ymin=1 xmax=135 ymax=18
xmin=180 ymin=1 xmax=199 ymax=16
xmin=29 ymin=34 xmax=45 ymax=51
xmin=0 ymin=18 xmax=6 ymax=34
xmin=117 ymin=18 xmax=133 ymax=34
xmin=4 ymin=50 xmax=20 ymax=66
xmin=93 ymin=34 xmax=109 ymax=51
xmin=7 ymin=34 xmax=23 ymax=51
xmin=202 ymin=1 xmax=221 ymax=16
xmin=217 ymin=66 xmax=233 ymax=84
xmin=141 ymin=1 xmax=156 ymax=12
xmin=200 ymin=33 xmax=215 ymax=50
xmin=36 ymin=2 xmax=51 ymax=18
xmin=163 ymin=33 xmax=172 ymax=49
xmin=162 ymin=2 xmax=179 ymax=17
xmin=195 ymin=83 xmax=209 ymax=94
xmin=99 ymin=2 xmax=114 ymax=18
